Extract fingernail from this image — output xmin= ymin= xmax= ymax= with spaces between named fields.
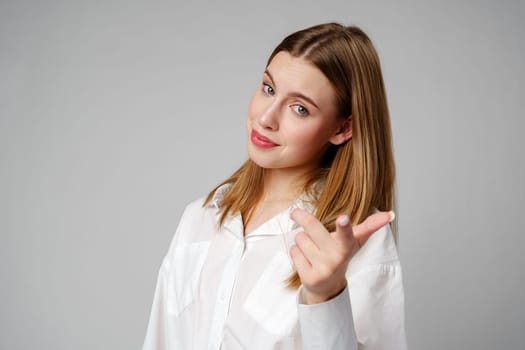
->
xmin=388 ymin=211 xmax=396 ymax=223
xmin=338 ymin=215 xmax=350 ymax=226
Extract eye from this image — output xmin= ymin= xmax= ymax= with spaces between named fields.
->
xmin=262 ymin=83 xmax=275 ymax=96
xmin=291 ymin=104 xmax=309 ymax=116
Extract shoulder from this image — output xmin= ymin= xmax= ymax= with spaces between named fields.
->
xmin=181 ymin=194 xmax=218 ymax=226
xmin=183 ymin=196 xmax=209 ymax=215
xmin=170 ymin=183 xmax=233 ymax=244
xmin=164 ymin=194 xmax=220 ymax=251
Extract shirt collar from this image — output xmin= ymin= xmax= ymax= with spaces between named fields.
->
xmin=207 ymin=183 xmax=233 ymax=210
xmin=208 ymin=183 xmax=319 ymax=239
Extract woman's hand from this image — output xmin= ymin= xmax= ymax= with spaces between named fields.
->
xmin=290 ymin=208 xmax=395 ymax=304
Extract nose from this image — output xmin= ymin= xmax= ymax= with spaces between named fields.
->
xmin=258 ymin=100 xmax=279 ymax=131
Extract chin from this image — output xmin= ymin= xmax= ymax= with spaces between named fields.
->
xmin=248 ymin=152 xmax=269 ymax=169
xmin=248 ymin=148 xmax=277 ymax=169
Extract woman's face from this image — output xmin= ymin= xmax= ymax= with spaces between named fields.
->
xmin=247 ymin=51 xmax=349 ymax=174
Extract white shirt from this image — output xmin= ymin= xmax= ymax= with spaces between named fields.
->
xmin=143 ymin=185 xmax=407 ymax=349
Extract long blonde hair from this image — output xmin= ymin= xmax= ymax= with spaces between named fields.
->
xmin=204 ymin=23 xmax=396 ymax=288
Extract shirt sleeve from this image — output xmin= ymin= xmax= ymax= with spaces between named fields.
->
xmin=297 ymin=263 xmax=407 ymax=350
xmin=142 ymin=259 xmax=170 ymax=350
xmin=348 ymin=263 xmax=407 ymax=350
xmin=297 ymin=285 xmax=358 ymax=350
xmin=142 ymin=202 xmax=192 ymax=350
xmin=142 ymin=200 xmax=211 ymax=350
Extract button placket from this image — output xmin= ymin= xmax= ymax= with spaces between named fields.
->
xmin=207 ymin=237 xmax=245 ymax=350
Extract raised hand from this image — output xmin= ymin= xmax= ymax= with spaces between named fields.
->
xmin=289 ymin=208 xmax=395 ymax=304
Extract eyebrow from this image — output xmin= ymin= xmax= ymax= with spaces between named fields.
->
xmin=264 ymin=69 xmax=320 ymax=110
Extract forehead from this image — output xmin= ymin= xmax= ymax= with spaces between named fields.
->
xmin=266 ymin=51 xmax=337 ymax=107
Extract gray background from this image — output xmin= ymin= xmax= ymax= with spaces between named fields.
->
xmin=1 ymin=0 xmax=523 ymax=349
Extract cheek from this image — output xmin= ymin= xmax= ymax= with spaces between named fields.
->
xmin=246 ymin=97 xmax=258 ymax=134
xmin=247 ymin=90 xmax=263 ymax=121
xmin=288 ymin=123 xmax=332 ymax=150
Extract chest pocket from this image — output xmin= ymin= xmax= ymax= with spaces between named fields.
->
xmin=242 ymin=251 xmax=299 ymax=336
xmin=165 ymin=241 xmax=210 ymax=316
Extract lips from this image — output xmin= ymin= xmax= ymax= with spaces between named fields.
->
xmin=251 ymin=129 xmax=279 ymax=149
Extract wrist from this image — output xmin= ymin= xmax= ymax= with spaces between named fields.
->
xmin=302 ymin=280 xmax=347 ymax=305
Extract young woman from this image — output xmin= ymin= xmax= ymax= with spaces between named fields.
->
xmin=143 ymin=23 xmax=406 ymax=350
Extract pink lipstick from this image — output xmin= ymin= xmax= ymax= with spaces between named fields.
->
xmin=251 ymin=129 xmax=278 ymax=149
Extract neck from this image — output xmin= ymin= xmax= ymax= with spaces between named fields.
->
xmin=261 ymin=168 xmax=310 ymax=202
